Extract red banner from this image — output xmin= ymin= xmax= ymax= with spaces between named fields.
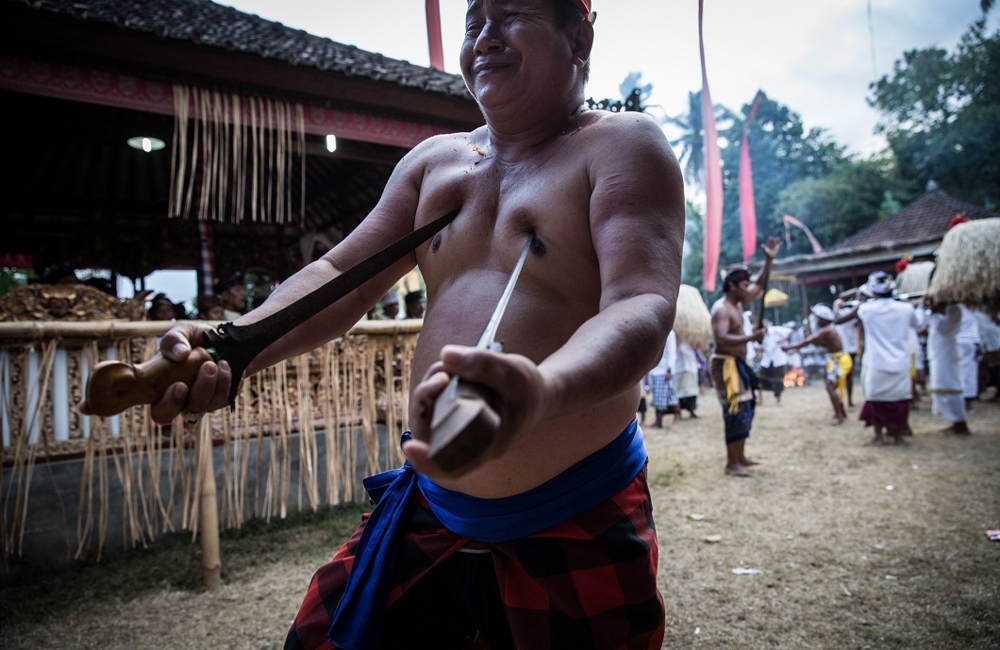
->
xmin=738 ymin=91 xmax=764 ymax=263
xmin=426 ymin=0 xmax=445 ymax=72
xmin=0 ymin=253 xmax=33 ymax=268
xmin=699 ymin=0 xmax=723 ymax=292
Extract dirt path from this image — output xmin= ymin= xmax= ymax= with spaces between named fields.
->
xmin=3 ymin=384 xmax=998 ymax=649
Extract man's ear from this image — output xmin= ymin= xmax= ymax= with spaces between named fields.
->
xmin=568 ymin=19 xmax=594 ymax=67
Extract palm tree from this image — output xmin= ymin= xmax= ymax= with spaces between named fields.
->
xmin=661 ymin=90 xmax=737 ymax=191
xmin=661 ymin=91 xmax=706 ymax=190
xmin=983 ymin=0 xmax=994 ymax=13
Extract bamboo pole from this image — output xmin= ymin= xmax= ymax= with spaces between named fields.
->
xmin=197 ymin=419 xmax=221 ymax=590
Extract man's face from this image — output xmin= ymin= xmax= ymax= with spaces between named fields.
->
xmin=461 ymin=0 xmax=574 ymax=109
xmin=731 ymin=280 xmax=751 ymax=302
xmin=223 ymin=285 xmax=246 ymax=310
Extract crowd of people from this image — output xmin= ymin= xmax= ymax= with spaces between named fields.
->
xmin=641 ymin=251 xmax=999 ymax=477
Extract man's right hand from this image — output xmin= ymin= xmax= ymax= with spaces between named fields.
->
xmin=149 ymin=322 xmax=233 ymax=424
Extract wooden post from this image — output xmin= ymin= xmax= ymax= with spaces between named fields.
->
xmin=198 ymin=421 xmax=221 ymax=590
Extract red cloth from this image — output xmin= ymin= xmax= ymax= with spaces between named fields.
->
xmin=859 ymin=400 xmax=910 ymax=430
xmin=285 ymin=471 xmax=664 ymax=650
xmin=699 ymin=0 xmax=723 ymax=291
xmin=425 ymin=0 xmax=445 ymax=71
xmin=738 ymin=92 xmax=764 ymax=263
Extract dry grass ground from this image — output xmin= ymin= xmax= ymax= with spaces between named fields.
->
xmin=2 ymin=383 xmax=998 ymax=649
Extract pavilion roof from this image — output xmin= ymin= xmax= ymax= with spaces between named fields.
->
xmin=11 ymin=0 xmax=471 ymax=100
xmin=771 ymin=190 xmax=999 ymax=284
xmin=828 ymin=190 xmax=997 ymax=254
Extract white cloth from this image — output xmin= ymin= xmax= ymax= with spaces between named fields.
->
xmin=835 ymin=320 xmax=860 ymax=354
xmin=675 ymin=342 xmax=699 ymax=375
xmin=861 ymin=365 xmax=913 ymax=402
xmin=928 ymin=305 xmax=966 ymax=423
xmin=857 ymin=298 xmax=918 ymax=402
xmin=958 ymin=305 xmax=980 ymax=398
xmin=674 ymin=342 xmax=700 ymax=399
xmin=742 ymin=312 xmax=756 ymax=364
xmin=974 ymin=310 xmax=1000 ymax=352
xmin=651 ymin=330 xmax=677 ymax=378
xmin=760 ymin=325 xmax=792 ymax=368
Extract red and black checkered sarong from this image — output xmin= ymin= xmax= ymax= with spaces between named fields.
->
xmin=285 ymin=469 xmax=664 ymax=649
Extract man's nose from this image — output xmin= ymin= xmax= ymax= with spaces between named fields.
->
xmin=475 ymin=19 xmax=503 ymax=54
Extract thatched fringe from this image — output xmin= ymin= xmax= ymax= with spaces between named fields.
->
xmin=928 ymin=218 xmax=1000 ymax=310
xmin=1 ymin=327 xmax=418 ymax=560
xmin=168 ymin=84 xmax=306 ymax=224
xmin=896 ymin=261 xmax=935 ymax=296
xmin=673 ymin=285 xmax=714 ymax=350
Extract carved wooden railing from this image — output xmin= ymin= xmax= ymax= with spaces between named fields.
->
xmin=0 ymin=318 xmax=421 ymax=561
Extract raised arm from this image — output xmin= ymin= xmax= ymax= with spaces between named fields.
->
xmin=745 ymin=237 xmax=782 ymax=302
xmin=140 ymin=138 xmax=437 ymax=422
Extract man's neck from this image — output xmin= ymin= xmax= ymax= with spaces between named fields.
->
xmin=480 ymin=97 xmax=587 ymax=162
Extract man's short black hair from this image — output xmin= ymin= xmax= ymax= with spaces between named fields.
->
xmin=722 ymin=267 xmax=751 ymax=293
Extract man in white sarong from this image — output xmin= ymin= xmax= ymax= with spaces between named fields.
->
xmin=674 ymin=339 xmax=701 ymax=418
xmin=957 ymin=305 xmax=981 ymax=410
xmin=757 ymin=319 xmax=793 ymax=404
xmin=927 ymin=303 xmax=970 ymax=434
xmin=847 ymin=272 xmax=919 ymax=445
xmin=649 ymin=329 xmax=680 ymax=427
xmin=974 ymin=309 xmax=1000 ymax=400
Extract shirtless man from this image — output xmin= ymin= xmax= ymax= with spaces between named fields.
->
xmin=782 ymin=304 xmax=851 ymax=425
xmin=710 ymin=237 xmax=781 ymax=477
xmin=82 ymin=1 xmax=685 ymax=646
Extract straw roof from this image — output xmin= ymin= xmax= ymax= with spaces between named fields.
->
xmin=927 ymin=218 xmax=1000 ymax=310
xmin=674 ymin=285 xmax=713 ymax=349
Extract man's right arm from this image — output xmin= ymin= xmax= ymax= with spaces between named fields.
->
xmin=142 ymin=139 xmax=438 ymax=422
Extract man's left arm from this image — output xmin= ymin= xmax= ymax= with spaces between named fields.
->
xmin=535 ymin=114 xmax=685 ymax=417
xmin=746 ymin=237 xmax=782 ymax=302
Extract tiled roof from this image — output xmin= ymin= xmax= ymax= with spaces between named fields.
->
xmin=11 ymin=0 xmax=472 ymax=99
xmin=829 ymin=190 xmax=998 ymax=253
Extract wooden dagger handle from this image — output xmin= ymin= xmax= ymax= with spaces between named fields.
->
xmin=85 ymin=348 xmax=216 ymax=417
xmin=427 ymin=378 xmax=500 ymax=473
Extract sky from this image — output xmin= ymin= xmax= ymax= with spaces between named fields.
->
xmin=134 ymin=0 xmax=998 ymax=305
xmin=218 ymin=0 xmax=997 ymax=157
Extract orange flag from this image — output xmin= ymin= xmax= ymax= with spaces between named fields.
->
xmin=426 ymin=0 xmax=445 ymax=71
xmin=699 ymin=0 xmax=723 ymax=291
xmin=738 ymin=92 xmax=764 ymax=263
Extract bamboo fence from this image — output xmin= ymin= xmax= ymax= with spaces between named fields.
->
xmin=0 ymin=320 xmax=420 ymax=561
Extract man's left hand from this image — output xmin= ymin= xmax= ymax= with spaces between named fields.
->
xmin=761 ymin=236 xmax=782 ymax=259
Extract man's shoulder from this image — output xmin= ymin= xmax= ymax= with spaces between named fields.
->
xmin=581 ymin=110 xmax=669 ymax=145
xmin=405 ymin=130 xmax=479 ymax=163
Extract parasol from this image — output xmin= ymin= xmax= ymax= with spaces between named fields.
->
xmin=673 ymin=284 xmax=714 ymax=350
xmin=763 ymin=288 xmax=789 ymax=308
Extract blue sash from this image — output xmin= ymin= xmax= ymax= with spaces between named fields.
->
xmin=328 ymin=420 xmax=647 ymax=650
xmin=418 ymin=419 xmax=647 ymax=542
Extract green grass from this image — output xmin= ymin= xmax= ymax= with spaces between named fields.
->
xmin=0 ymin=503 xmax=366 ymax=630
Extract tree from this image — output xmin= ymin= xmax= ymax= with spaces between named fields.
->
xmin=716 ymin=93 xmax=847 ymax=266
xmin=869 ymin=19 xmax=1000 ymax=206
xmin=661 ymin=90 xmax=736 ymax=191
xmin=773 ymin=156 xmax=919 ymax=256
xmin=681 ymin=200 xmax=705 ymax=291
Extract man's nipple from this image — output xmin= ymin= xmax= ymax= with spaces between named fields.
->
xmin=529 ymin=231 xmax=546 ymax=257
